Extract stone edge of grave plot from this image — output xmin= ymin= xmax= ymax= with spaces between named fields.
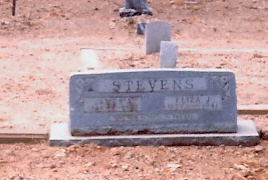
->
xmin=0 ymin=128 xmax=48 ymax=144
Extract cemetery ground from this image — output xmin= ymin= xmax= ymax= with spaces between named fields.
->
xmin=0 ymin=0 xmax=268 ymax=179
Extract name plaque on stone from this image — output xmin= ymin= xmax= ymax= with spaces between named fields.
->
xmin=70 ymin=69 xmax=237 ymax=136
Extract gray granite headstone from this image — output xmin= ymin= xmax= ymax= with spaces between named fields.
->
xmin=160 ymin=41 xmax=178 ymax=68
xmin=125 ymin=0 xmax=148 ymax=10
xmin=137 ymin=23 xmax=147 ymax=35
xmin=119 ymin=0 xmax=153 ymax=17
xmin=70 ymin=69 xmax=237 ymax=136
xmin=145 ymin=21 xmax=172 ymax=54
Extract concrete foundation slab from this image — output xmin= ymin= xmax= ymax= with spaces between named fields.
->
xmin=49 ymin=120 xmax=259 ymax=147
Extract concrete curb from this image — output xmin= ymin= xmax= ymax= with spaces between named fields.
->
xmin=238 ymin=104 xmax=268 ymax=115
xmin=0 ymin=128 xmax=48 ymax=144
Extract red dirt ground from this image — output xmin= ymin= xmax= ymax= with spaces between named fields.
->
xmin=0 ymin=0 xmax=268 ymax=179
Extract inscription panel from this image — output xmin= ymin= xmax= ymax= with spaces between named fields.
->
xmin=84 ymin=97 xmax=141 ymax=112
xmin=98 ymin=78 xmax=207 ymax=93
xmin=165 ymin=95 xmax=222 ymax=111
xmin=70 ymin=69 xmax=237 ymax=136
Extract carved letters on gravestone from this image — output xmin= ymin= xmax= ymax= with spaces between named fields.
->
xmin=69 ymin=69 xmax=237 ymax=136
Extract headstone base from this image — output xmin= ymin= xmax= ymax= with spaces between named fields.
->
xmin=49 ymin=120 xmax=259 ymax=147
xmin=119 ymin=7 xmax=153 ymax=18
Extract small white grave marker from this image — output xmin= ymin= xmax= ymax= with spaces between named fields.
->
xmin=80 ymin=49 xmax=99 ymax=71
xmin=160 ymin=41 xmax=178 ymax=68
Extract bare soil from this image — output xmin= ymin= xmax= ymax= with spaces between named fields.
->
xmin=0 ymin=0 xmax=268 ymax=179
